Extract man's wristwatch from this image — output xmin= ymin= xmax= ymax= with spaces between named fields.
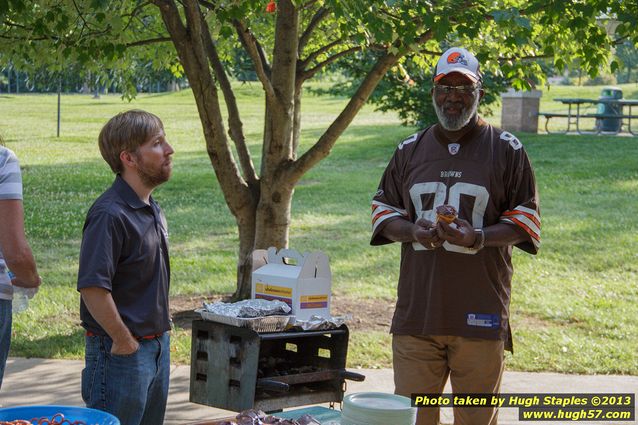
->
xmin=471 ymin=228 xmax=485 ymax=251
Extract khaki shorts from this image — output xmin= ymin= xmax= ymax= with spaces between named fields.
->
xmin=393 ymin=334 xmax=504 ymax=425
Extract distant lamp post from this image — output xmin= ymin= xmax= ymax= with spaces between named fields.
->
xmin=57 ymin=76 xmax=61 ymax=138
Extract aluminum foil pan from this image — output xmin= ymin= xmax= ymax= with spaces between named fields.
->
xmin=197 ymin=299 xmax=293 ymax=332
xmin=203 ymin=299 xmax=291 ymax=318
xmin=196 ymin=310 xmax=293 ymax=332
xmin=292 ymin=314 xmax=351 ymax=331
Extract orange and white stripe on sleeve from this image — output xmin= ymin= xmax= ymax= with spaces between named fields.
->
xmin=500 ymin=205 xmax=541 ymax=249
xmin=371 ymin=200 xmax=407 ymax=233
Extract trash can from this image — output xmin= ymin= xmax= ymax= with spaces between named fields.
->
xmin=596 ymin=86 xmax=623 ymax=132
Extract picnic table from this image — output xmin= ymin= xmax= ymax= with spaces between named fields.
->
xmin=538 ymin=97 xmax=638 ymax=135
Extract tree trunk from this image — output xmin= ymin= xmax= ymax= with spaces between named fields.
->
xmin=169 ymin=80 xmax=180 ymax=92
xmin=231 ymin=170 xmax=293 ymax=300
xmin=292 ymin=81 xmax=303 ymax=157
xmin=254 ymin=180 xmax=293 ymax=249
xmin=155 ymin=0 xmax=408 ymax=300
xmin=233 ymin=209 xmax=258 ymax=300
xmin=155 ymin=0 xmax=261 ymax=299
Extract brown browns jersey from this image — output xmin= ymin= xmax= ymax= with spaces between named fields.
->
xmin=371 ymin=118 xmax=540 ymax=350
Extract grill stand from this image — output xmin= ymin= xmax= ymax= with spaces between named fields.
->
xmin=189 ymin=320 xmax=364 ymax=412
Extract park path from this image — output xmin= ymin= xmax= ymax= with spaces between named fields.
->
xmin=1 ymin=358 xmax=637 ymax=424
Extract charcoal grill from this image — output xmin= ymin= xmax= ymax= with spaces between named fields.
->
xmin=189 ymin=320 xmax=365 ymax=412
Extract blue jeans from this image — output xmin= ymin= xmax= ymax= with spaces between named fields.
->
xmin=0 ymin=299 xmax=11 ymax=391
xmin=82 ymin=332 xmax=170 ymax=425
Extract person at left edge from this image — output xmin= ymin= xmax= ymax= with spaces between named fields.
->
xmin=77 ymin=110 xmax=174 ymax=425
xmin=0 ymin=135 xmax=42 ymax=391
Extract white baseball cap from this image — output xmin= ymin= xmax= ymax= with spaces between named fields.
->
xmin=433 ymin=47 xmax=481 ymax=84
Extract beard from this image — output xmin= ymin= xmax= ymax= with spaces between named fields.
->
xmin=135 ymin=156 xmax=171 ymax=188
xmin=433 ymin=92 xmax=480 ymax=131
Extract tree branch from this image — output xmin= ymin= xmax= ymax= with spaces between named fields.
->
xmin=197 ymin=0 xmax=217 ymax=10
xmin=298 ymin=6 xmax=329 ymax=56
xmin=153 ymin=0 xmax=254 ymax=217
xmin=300 ymin=37 xmax=344 ymax=68
xmin=289 ymin=30 xmax=434 ymax=182
xmin=416 ymin=48 xmax=442 ymax=56
xmin=612 ymin=35 xmax=631 ymax=45
xmin=199 ymin=12 xmax=258 ymax=186
xmin=2 ymin=20 xmax=28 ymax=30
xmin=126 ymin=36 xmax=172 ymax=47
xmin=378 ymin=7 xmax=402 ymax=21
xmin=289 ymin=52 xmax=402 ymax=182
xmin=301 ymin=0 xmax=318 ymax=9
xmin=301 ymin=45 xmax=362 ymax=80
xmin=233 ymin=19 xmax=276 ymax=101
xmin=1 ymin=21 xmax=61 ymax=42
xmin=0 ymin=34 xmax=55 ymax=41
xmin=123 ymin=1 xmax=153 ymax=18
xmin=503 ymin=53 xmax=554 ymax=61
xmin=182 ymin=0 xmax=204 ymax=38
xmin=267 ymin=0 xmax=300 ymax=162
xmin=71 ymin=0 xmax=90 ymax=37
xmin=122 ymin=1 xmax=156 ymax=33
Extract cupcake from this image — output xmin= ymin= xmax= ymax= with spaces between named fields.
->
xmin=435 ymin=204 xmax=457 ymax=224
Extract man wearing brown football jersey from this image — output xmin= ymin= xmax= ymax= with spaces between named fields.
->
xmin=371 ymin=47 xmax=540 ymax=425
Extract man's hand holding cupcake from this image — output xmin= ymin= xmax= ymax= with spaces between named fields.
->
xmin=435 ymin=204 xmax=477 ymax=248
xmin=412 ymin=217 xmax=443 ymax=250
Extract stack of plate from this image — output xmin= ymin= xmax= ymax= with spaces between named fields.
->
xmin=341 ymin=392 xmax=416 ymax=425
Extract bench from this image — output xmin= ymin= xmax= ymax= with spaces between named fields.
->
xmin=537 ymin=111 xmax=638 ymax=135
xmin=537 ymin=112 xmax=578 ymax=134
xmin=581 ymin=113 xmax=638 ymax=119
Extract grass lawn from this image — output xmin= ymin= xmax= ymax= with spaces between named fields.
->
xmin=1 ymin=82 xmax=636 ymax=374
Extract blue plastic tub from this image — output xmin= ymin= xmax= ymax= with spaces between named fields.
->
xmin=0 ymin=405 xmax=120 ymax=424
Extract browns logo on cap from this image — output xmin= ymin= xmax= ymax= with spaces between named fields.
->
xmin=434 ymin=47 xmax=481 ymax=83
xmin=446 ymin=51 xmax=468 ymax=65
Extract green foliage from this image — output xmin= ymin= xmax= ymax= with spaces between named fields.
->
xmin=615 ymin=41 xmax=638 ymax=84
xmin=0 ymin=60 xmax=184 ymax=94
xmin=0 ymin=0 xmax=176 ymax=97
xmin=583 ymin=73 xmax=617 ymax=86
xmin=231 ymin=48 xmax=258 ymax=82
xmin=308 ymin=1 xmax=638 ymax=126
xmin=315 ymin=52 xmax=510 ymax=127
xmin=2 ymin=0 xmax=637 ymax=162
xmin=2 ymin=1 xmax=636 ymax=99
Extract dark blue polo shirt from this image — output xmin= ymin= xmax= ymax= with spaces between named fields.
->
xmin=77 ymin=175 xmax=171 ymax=337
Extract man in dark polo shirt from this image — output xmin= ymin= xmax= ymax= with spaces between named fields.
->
xmin=77 ymin=110 xmax=174 ymax=425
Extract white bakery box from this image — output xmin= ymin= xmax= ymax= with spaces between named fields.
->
xmin=251 ymin=247 xmax=331 ymax=321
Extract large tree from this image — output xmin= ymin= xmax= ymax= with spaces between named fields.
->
xmin=1 ymin=1 xmax=636 ymax=298
xmin=616 ymin=40 xmax=638 ymax=83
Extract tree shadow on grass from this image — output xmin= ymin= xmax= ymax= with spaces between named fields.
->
xmin=10 ymin=328 xmax=85 ymax=359
xmin=19 ymin=133 xmax=638 ymax=291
